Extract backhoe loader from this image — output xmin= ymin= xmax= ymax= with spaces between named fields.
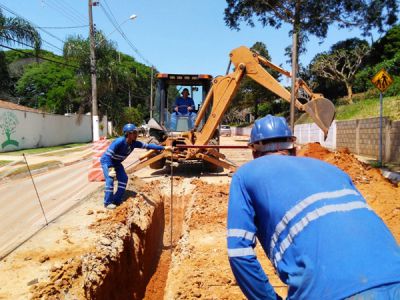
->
xmin=131 ymin=46 xmax=335 ymax=172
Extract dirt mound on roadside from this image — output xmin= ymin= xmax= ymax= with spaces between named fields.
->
xmin=298 ymin=143 xmax=400 ymax=242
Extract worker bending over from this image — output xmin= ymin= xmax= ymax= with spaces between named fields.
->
xmin=100 ymin=123 xmax=171 ymax=209
xmin=227 ymin=115 xmax=400 ymax=299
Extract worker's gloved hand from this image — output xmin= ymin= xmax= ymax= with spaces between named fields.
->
xmin=108 ymin=167 xmax=116 ymax=178
xmin=188 ymin=106 xmax=193 ymax=111
xmin=164 ymin=146 xmax=173 ymax=152
xmin=174 ymin=106 xmax=179 ymax=112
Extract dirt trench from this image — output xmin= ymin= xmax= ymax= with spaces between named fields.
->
xmin=1 ymin=140 xmax=399 ymax=299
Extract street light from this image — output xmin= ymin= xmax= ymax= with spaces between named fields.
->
xmin=96 ymin=14 xmax=137 ymax=47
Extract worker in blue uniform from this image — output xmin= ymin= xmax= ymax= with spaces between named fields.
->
xmin=227 ymin=115 xmax=400 ymax=300
xmin=170 ymin=88 xmax=196 ymax=131
xmin=100 ymin=123 xmax=171 ymax=209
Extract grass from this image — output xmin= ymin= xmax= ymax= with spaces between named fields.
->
xmin=0 ymin=160 xmax=62 ymax=178
xmin=0 ymin=160 xmax=12 ymax=167
xmin=0 ymin=143 xmax=89 ymax=156
xmin=296 ymin=95 xmax=400 ymax=124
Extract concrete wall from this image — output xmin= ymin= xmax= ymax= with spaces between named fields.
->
xmin=294 ymin=121 xmax=336 ymax=150
xmin=231 ymin=126 xmax=252 ymax=136
xmin=295 ymin=117 xmax=400 ymax=163
xmin=0 ymin=108 xmax=108 ymax=152
xmin=336 ymin=117 xmax=399 ymax=162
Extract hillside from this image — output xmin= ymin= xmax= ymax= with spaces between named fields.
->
xmin=296 ymin=95 xmax=400 ymax=124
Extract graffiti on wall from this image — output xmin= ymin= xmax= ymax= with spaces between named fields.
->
xmin=0 ymin=111 xmax=19 ymax=149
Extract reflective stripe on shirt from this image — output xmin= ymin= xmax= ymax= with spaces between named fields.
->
xmin=272 ymin=201 xmax=371 ymax=267
xmin=227 ymin=229 xmax=256 ymax=242
xmin=269 ymin=188 xmax=359 ymax=258
xmin=228 ymin=247 xmax=256 ymax=257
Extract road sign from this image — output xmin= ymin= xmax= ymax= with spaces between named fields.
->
xmin=371 ymin=68 xmax=393 ymax=92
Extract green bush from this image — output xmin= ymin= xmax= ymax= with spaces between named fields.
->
xmin=115 ymin=107 xmax=144 ymax=135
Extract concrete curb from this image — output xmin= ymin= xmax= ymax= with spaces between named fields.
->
xmin=381 ymin=169 xmax=400 ymax=184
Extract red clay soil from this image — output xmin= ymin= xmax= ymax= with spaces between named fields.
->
xmin=298 ymin=143 xmax=400 ymax=242
xmin=10 ymin=141 xmax=398 ymax=300
xmin=161 ymin=143 xmax=399 ymax=299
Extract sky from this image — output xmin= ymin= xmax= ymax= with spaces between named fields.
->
xmin=0 ymin=0 xmax=381 ymax=79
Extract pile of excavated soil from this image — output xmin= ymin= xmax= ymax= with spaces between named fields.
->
xmin=298 ymin=143 xmax=400 ymax=242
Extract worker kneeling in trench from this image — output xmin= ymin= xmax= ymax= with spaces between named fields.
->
xmin=227 ymin=115 xmax=400 ymax=300
xmin=100 ymin=123 xmax=172 ymax=209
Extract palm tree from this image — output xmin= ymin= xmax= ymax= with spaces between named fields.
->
xmin=0 ymin=8 xmax=41 ymax=93
xmin=0 ymin=8 xmax=41 ymax=51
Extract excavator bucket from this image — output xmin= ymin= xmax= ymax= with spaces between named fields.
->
xmin=303 ymin=98 xmax=335 ymax=139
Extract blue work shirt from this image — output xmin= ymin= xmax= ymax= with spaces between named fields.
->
xmin=100 ymin=136 xmax=164 ymax=167
xmin=174 ymin=96 xmax=195 ymax=114
xmin=227 ymin=155 xmax=400 ymax=300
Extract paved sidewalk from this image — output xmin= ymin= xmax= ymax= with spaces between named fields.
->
xmin=355 ymin=154 xmax=400 ymax=183
xmin=0 ymin=145 xmax=93 ymax=178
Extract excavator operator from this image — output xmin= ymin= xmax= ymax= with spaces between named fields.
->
xmin=227 ymin=115 xmax=400 ymax=300
xmin=170 ymin=88 xmax=197 ymax=130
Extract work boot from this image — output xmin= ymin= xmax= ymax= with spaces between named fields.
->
xmin=105 ymin=203 xmax=117 ymax=210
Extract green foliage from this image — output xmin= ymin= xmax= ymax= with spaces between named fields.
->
xmin=116 ymin=107 xmax=144 ymax=135
xmin=15 ymin=62 xmax=79 ymax=113
xmin=368 ymin=24 xmax=400 ymax=65
xmin=309 ymin=38 xmax=370 ymax=102
xmin=230 ymin=42 xmax=282 ymax=118
xmin=258 ymin=100 xmax=290 ymax=118
xmin=224 ymin=0 xmax=398 ymax=57
xmin=297 ymin=95 xmax=400 ymax=124
xmin=63 ymin=33 xmax=152 ymax=123
xmin=354 ymin=52 xmax=400 ymax=96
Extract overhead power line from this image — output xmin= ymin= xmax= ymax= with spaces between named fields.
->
xmin=0 ymin=33 xmax=64 ymax=53
xmin=36 ymin=25 xmax=89 ymax=29
xmin=99 ymin=2 xmax=155 ymax=67
xmin=42 ymin=0 xmax=88 ymax=26
xmin=0 ymin=44 xmax=79 ymax=69
xmin=0 ymin=3 xmax=66 ymax=44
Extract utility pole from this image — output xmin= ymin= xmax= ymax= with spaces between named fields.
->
xmin=150 ymin=66 xmax=154 ymax=119
xmin=290 ymin=4 xmax=301 ymax=133
xmin=89 ymin=0 xmax=99 ymax=141
xmin=290 ymin=31 xmax=297 ymax=132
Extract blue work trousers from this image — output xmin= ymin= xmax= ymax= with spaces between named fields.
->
xmin=101 ymin=163 xmax=128 ymax=206
xmin=170 ymin=112 xmax=196 ymax=131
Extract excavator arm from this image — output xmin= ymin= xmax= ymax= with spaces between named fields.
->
xmin=131 ymin=46 xmax=335 ymax=173
xmin=193 ymin=46 xmax=335 ymax=148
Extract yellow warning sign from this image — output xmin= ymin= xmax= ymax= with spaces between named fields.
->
xmin=371 ymin=68 xmax=393 ymax=92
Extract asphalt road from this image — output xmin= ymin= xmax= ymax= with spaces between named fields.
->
xmin=0 ymin=157 xmax=104 ymax=258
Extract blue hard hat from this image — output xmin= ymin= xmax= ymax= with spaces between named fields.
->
xmin=250 ymin=115 xmax=294 ymax=144
xmin=123 ymin=123 xmax=137 ymax=134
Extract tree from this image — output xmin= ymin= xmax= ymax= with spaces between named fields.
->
xmin=224 ymin=1 xmax=398 ymax=44
xmin=368 ymin=24 xmax=400 ymax=65
xmin=15 ymin=62 xmax=79 ymax=113
xmin=224 ymin=0 xmax=398 ymax=117
xmin=231 ymin=42 xmax=281 ymax=119
xmin=0 ymin=8 xmax=41 ymax=92
xmin=310 ymin=38 xmax=370 ymax=103
xmin=63 ymin=33 xmax=152 ymax=123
